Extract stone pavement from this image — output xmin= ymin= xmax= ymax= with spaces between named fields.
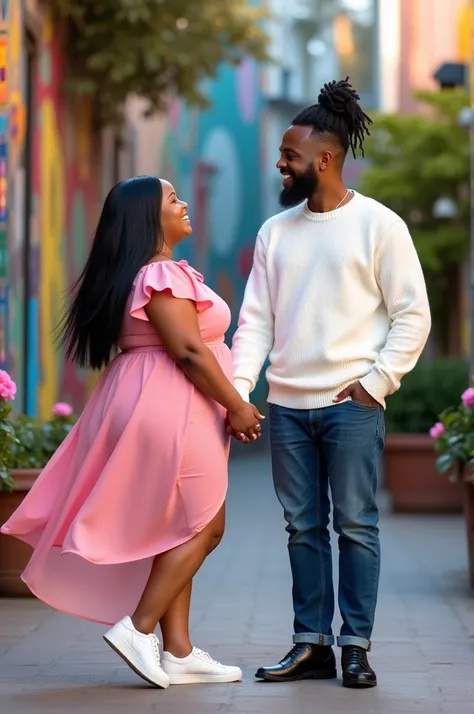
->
xmin=1 ymin=450 xmax=474 ymax=714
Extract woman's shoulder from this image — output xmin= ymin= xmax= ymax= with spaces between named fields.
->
xmin=130 ymin=260 xmax=213 ymax=320
xmin=133 ymin=260 xmax=205 ymax=287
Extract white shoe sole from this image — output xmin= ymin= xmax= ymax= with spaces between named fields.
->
xmin=103 ymin=630 xmax=170 ymax=689
xmin=166 ymin=670 xmax=243 ymax=685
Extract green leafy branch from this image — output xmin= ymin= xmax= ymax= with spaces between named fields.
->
xmin=51 ymin=0 xmax=271 ymax=123
xmin=0 ymin=400 xmax=17 ymax=491
xmin=434 ymin=404 xmax=474 ymax=478
xmin=360 ymin=90 xmax=469 ymax=352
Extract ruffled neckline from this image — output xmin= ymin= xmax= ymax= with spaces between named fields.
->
xmin=136 ymin=260 xmax=205 ymax=284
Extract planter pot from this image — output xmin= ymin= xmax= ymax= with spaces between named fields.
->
xmin=463 ymin=474 xmax=474 ymax=590
xmin=0 ymin=469 xmax=41 ymax=597
xmin=384 ymin=434 xmax=463 ymax=513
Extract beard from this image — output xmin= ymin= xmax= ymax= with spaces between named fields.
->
xmin=279 ymin=163 xmax=318 ymax=208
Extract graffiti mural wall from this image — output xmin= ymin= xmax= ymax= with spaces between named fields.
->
xmin=0 ymin=0 xmax=27 ymax=408
xmin=161 ymin=61 xmax=262 ymax=321
xmin=28 ymin=15 xmax=100 ymax=418
xmin=8 ymin=0 xmax=27 ymax=409
xmin=160 ymin=59 xmax=264 ymax=402
xmin=0 ymin=1 xmax=12 ymax=381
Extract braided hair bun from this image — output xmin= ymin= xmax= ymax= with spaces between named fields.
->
xmin=318 ymin=77 xmax=360 ymax=115
xmin=292 ymin=77 xmax=373 ymax=159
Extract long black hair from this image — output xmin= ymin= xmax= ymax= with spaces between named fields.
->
xmin=292 ymin=77 xmax=373 ymax=158
xmin=59 ymin=175 xmax=163 ymax=370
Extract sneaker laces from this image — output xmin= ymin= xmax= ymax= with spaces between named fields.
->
xmin=150 ymin=633 xmax=161 ymax=663
xmin=193 ymin=647 xmax=221 ymax=665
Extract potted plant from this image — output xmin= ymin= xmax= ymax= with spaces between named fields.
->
xmin=431 ymin=385 xmax=474 ymax=588
xmin=0 ymin=398 xmax=75 ymax=597
xmin=384 ymin=360 xmax=468 ymax=512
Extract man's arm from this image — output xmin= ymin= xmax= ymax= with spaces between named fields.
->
xmin=358 ymin=220 xmax=431 ymax=404
xmin=232 ymin=233 xmax=274 ymax=402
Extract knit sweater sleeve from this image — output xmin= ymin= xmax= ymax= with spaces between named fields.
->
xmin=359 ymin=220 xmax=431 ymax=403
xmin=231 ymin=233 xmax=274 ymax=401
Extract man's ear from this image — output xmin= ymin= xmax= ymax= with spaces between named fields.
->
xmin=319 ymin=150 xmax=333 ymax=172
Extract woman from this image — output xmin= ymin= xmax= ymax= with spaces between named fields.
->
xmin=1 ymin=176 xmax=263 ymax=689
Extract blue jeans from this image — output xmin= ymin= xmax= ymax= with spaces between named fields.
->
xmin=269 ymin=401 xmax=384 ymax=651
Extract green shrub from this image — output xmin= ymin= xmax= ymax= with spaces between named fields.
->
xmin=11 ymin=416 xmax=46 ymax=470
xmin=385 ymin=359 xmax=469 ymax=434
xmin=9 ymin=414 xmax=76 ymax=471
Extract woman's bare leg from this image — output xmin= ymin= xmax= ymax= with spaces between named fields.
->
xmin=131 ymin=505 xmax=225 ymax=636
xmin=159 ymin=506 xmax=226 ymax=656
xmin=160 ymin=581 xmax=192 ymax=657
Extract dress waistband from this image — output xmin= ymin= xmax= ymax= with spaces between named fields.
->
xmin=120 ymin=340 xmax=225 ymax=355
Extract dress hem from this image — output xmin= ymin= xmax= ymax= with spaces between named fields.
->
xmin=13 ymin=495 xmax=226 ymax=626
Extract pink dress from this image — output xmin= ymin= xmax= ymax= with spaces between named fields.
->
xmin=1 ymin=261 xmax=233 ymax=625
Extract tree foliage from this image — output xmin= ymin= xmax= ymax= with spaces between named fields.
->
xmin=360 ymin=90 xmax=469 ymax=272
xmin=360 ymin=90 xmax=470 ymax=352
xmin=51 ymin=0 xmax=270 ymax=122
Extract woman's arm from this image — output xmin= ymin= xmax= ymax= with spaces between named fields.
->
xmin=145 ymin=292 xmax=263 ymax=439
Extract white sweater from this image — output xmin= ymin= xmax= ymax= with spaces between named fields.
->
xmin=231 ymin=191 xmax=431 ymax=409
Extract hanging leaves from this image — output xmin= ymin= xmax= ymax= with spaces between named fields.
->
xmin=360 ymin=89 xmax=469 ymax=272
xmin=51 ymin=0 xmax=271 ymax=123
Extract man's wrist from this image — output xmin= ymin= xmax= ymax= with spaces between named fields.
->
xmin=233 ymin=377 xmax=252 ymax=403
xmin=358 ymin=372 xmax=388 ymax=406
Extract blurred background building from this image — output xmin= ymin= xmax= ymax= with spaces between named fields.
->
xmin=262 ymin=0 xmax=379 ymax=217
xmin=383 ymin=0 xmax=467 ymax=114
xmin=0 ymin=0 xmax=472 ymax=416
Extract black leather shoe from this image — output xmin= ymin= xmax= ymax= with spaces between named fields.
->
xmin=255 ymin=643 xmax=337 ymax=682
xmin=341 ymin=646 xmax=377 ymax=688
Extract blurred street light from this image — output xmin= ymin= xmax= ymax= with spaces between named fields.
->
xmin=435 ymin=1 xmax=474 ymax=369
xmin=432 ymin=197 xmax=459 ymax=221
xmin=433 ymin=62 xmax=466 ymax=88
xmin=459 ymin=106 xmax=474 ymax=128
xmin=306 ymin=37 xmax=327 ymax=57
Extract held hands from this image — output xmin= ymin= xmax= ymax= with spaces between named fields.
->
xmin=225 ymin=403 xmax=264 ymax=444
xmin=333 ymin=381 xmax=379 ymax=407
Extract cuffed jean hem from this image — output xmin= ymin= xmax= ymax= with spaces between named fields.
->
xmin=293 ymin=633 xmax=335 ymax=646
xmin=337 ymin=636 xmax=371 ymax=650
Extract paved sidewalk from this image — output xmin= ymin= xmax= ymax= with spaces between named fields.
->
xmin=1 ymin=451 xmax=474 ymax=714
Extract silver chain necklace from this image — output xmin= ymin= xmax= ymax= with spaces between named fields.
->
xmin=334 ymin=189 xmax=351 ymax=210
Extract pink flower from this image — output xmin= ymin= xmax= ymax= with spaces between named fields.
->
xmin=462 ymin=387 xmax=474 ymax=408
xmin=0 ymin=370 xmax=16 ymax=401
xmin=429 ymin=422 xmax=445 ymax=440
xmin=53 ymin=402 xmax=73 ymax=417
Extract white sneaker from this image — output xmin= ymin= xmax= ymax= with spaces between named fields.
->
xmin=162 ymin=646 xmax=243 ymax=684
xmin=103 ymin=616 xmax=170 ymax=689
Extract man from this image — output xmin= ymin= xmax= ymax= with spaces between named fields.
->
xmin=231 ymin=78 xmax=431 ymax=688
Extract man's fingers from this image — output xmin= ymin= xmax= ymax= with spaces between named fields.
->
xmin=333 ymin=385 xmax=353 ymax=403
